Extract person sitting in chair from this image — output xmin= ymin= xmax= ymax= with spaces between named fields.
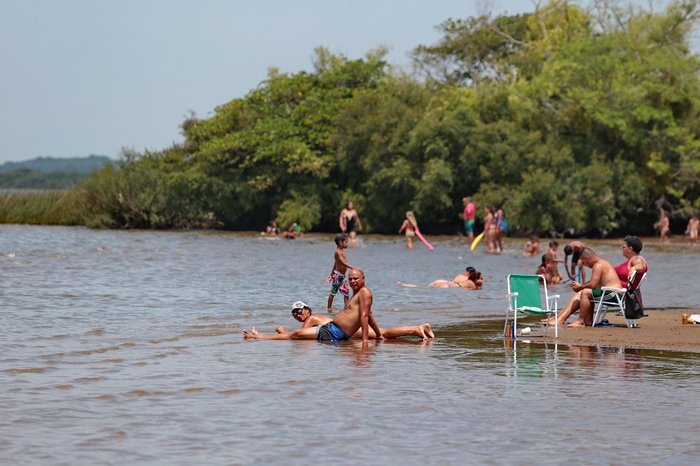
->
xmin=543 ymin=247 xmax=619 ymax=327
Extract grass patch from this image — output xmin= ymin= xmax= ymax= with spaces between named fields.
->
xmin=0 ymin=189 xmax=87 ymax=225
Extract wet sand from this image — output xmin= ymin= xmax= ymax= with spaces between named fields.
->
xmin=537 ymin=309 xmax=700 ymax=352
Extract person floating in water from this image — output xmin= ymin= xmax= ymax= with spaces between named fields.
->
xmin=397 ymin=266 xmax=483 ymax=290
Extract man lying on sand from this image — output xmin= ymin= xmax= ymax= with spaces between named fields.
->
xmin=243 ymin=268 xmax=434 ymax=341
xmin=274 ymin=300 xmax=434 ymax=341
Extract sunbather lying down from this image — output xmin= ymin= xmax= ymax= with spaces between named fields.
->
xmin=397 ymin=267 xmax=483 ymax=290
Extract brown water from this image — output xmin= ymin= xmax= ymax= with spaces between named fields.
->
xmin=1 ymin=225 xmax=699 ymax=465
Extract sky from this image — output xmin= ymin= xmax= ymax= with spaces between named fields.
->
xmin=0 ymin=0 xmax=672 ymax=164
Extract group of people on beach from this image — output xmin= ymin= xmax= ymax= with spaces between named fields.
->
xmin=540 ymin=235 xmax=649 ymax=327
xmin=243 ymin=232 xmax=435 ymax=342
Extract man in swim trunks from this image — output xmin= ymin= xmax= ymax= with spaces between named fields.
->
xmin=462 ymin=197 xmax=476 ymax=242
xmin=243 ymin=268 xmax=382 ymax=342
xmin=545 ymin=247 xmax=619 ymax=327
xmin=326 ymin=233 xmax=355 ymax=313
xmin=275 ymin=301 xmax=435 ymax=341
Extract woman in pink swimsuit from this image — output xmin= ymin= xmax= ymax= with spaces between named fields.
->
xmin=615 ymin=235 xmax=648 ymax=288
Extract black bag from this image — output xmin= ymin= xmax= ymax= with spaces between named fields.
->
xmin=623 ymin=290 xmax=645 ymax=319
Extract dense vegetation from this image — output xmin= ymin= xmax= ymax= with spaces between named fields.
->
xmin=12 ymin=1 xmax=700 ymax=235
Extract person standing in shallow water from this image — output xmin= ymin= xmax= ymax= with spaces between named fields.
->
xmin=326 ymin=233 xmax=355 ymax=313
xmin=339 ymin=201 xmax=362 ymax=247
xmin=398 ymin=211 xmax=418 ymax=249
xmin=461 ymin=197 xmax=476 ymax=242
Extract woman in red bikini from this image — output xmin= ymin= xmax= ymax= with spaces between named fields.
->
xmin=615 ymin=235 xmax=649 ymax=288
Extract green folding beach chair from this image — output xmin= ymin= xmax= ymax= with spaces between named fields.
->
xmin=505 ymin=274 xmax=559 ymax=338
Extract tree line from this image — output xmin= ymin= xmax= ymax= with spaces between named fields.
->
xmin=72 ymin=0 xmax=700 ymax=235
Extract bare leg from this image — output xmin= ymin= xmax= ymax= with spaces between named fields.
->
xmin=327 ymin=294 xmax=334 ymax=313
xmin=543 ymin=291 xmax=581 ymax=325
xmin=570 ymin=289 xmax=594 ymax=327
xmin=243 ymin=326 xmax=318 ymax=340
xmin=427 ymin=279 xmax=451 ymax=288
xmin=397 ymin=281 xmax=420 ymax=288
xmin=380 ymin=323 xmax=435 ymax=341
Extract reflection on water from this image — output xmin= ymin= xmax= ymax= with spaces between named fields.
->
xmin=1 ymin=225 xmax=699 ymax=465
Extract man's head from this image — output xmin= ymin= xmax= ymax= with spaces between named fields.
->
xmin=335 ymin=233 xmax=348 ymax=246
xmin=624 ymin=235 xmax=643 ymax=254
xmin=580 ymin=247 xmax=598 ymax=266
xmin=348 ymin=268 xmax=365 ymax=292
xmin=291 ymin=301 xmax=311 ymax=320
xmin=462 ymin=196 xmax=471 ymax=204
xmin=563 ymin=245 xmax=572 ymax=256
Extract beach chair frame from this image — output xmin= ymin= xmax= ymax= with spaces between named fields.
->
xmin=505 ymin=274 xmax=560 ymax=339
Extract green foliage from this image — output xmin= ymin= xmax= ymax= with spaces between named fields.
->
xmin=0 ymin=189 xmax=86 ymax=225
xmin=11 ymin=0 xmax=699 ymax=235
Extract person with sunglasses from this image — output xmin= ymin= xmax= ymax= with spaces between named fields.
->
xmin=243 ymin=269 xmax=434 ymax=341
xmin=275 ymin=301 xmax=434 ymax=341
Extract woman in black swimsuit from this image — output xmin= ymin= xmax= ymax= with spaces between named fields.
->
xmin=339 ymin=201 xmax=362 ymax=247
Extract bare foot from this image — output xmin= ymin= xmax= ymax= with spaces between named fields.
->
xmin=422 ymin=323 xmax=435 ymax=339
xmin=567 ymin=321 xmax=586 ymax=328
xmin=242 ymin=327 xmax=260 ymax=339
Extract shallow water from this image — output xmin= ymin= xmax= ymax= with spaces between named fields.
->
xmin=1 ymin=225 xmax=699 ymax=465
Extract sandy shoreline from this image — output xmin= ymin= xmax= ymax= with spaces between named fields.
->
xmin=523 ymin=309 xmax=700 ymax=353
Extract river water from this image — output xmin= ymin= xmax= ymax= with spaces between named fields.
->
xmin=1 ymin=225 xmax=699 ymax=465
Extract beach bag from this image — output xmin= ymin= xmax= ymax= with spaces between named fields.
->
xmin=623 ymin=290 xmax=644 ymax=319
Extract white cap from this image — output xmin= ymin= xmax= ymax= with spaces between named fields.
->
xmin=291 ymin=301 xmax=308 ymax=312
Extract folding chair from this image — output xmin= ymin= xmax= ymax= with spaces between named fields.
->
xmin=592 ymin=271 xmax=647 ymax=328
xmin=505 ymin=274 xmax=560 ymax=338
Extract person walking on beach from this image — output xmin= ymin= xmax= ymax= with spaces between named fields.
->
xmin=461 ymin=197 xmax=476 ymax=242
xmin=274 ymin=301 xmax=434 ymax=341
xmin=326 ymin=233 xmax=355 ymax=313
xmin=339 ymin=201 xmax=362 ymax=247
xmin=398 ymin=211 xmax=419 ymax=249
xmin=244 ymin=269 xmax=392 ymax=342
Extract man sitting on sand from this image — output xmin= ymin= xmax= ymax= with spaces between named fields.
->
xmin=274 ymin=301 xmax=434 ymax=341
xmin=544 ymin=247 xmax=620 ymax=327
xmin=243 ymin=269 xmax=433 ymax=341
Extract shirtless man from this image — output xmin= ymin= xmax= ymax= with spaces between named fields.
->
xmin=275 ymin=301 xmax=434 ymax=341
xmin=326 ymin=233 xmax=355 ymax=313
xmin=563 ymin=240 xmax=586 ymax=282
xmin=545 ymin=247 xmax=620 ymax=327
xmin=243 ymin=269 xmax=381 ymax=342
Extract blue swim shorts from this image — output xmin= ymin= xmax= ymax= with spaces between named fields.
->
xmin=316 ymin=321 xmax=351 ymax=341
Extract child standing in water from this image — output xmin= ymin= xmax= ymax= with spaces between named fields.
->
xmin=398 ymin=211 xmax=419 ymax=249
xmin=326 ymin=233 xmax=356 ymax=313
